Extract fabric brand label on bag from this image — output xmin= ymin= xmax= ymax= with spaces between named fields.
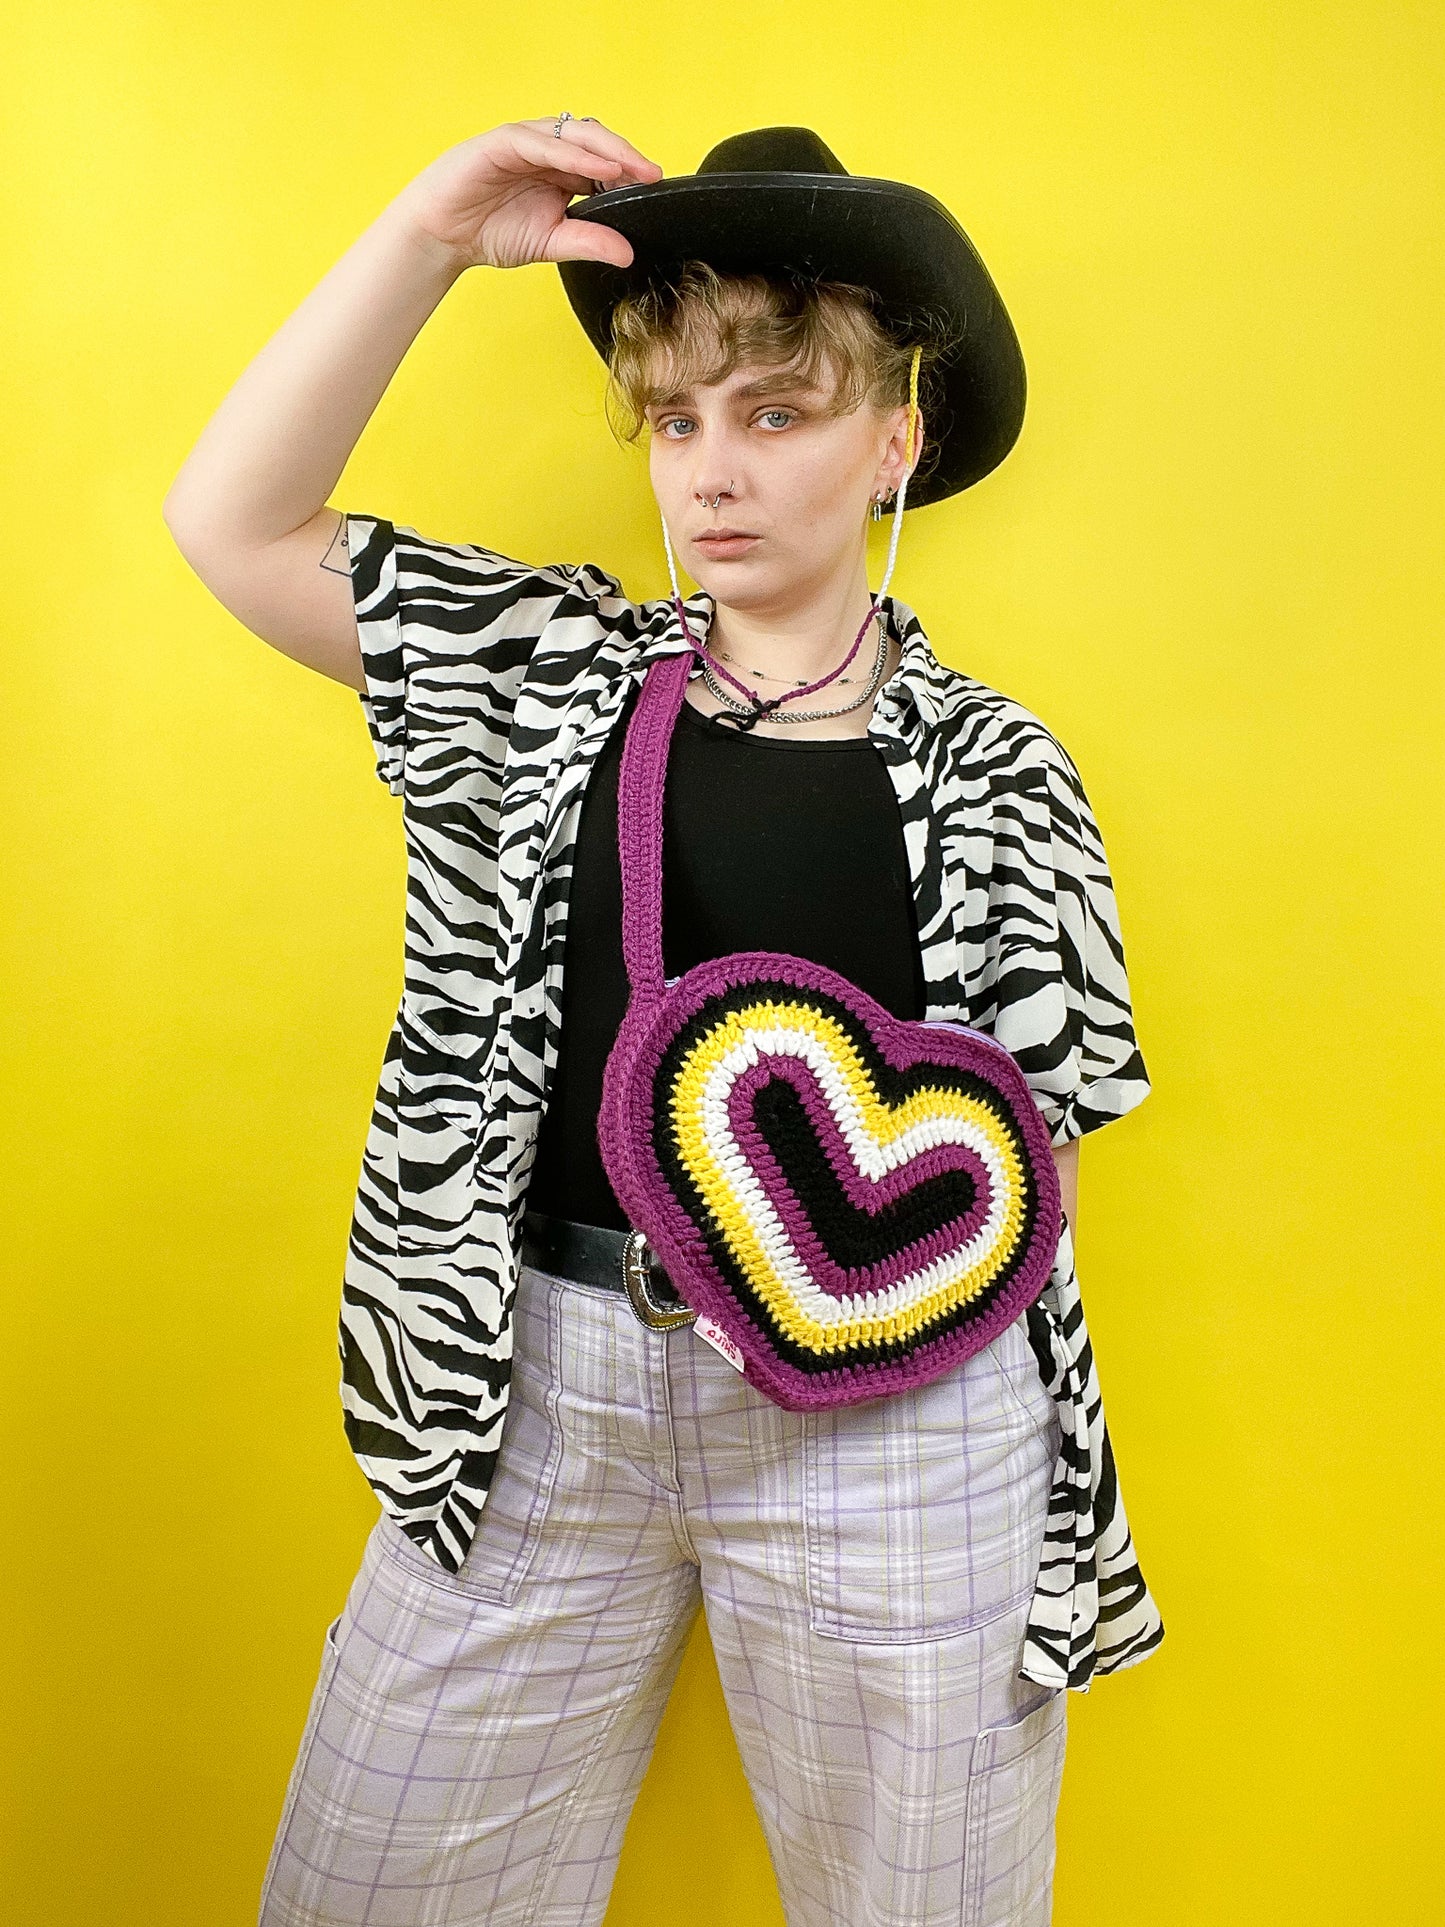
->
xmin=694 ymin=1315 xmax=745 ymax=1373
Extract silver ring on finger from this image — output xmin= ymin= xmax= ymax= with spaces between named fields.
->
xmin=553 ymin=110 xmax=573 ymax=138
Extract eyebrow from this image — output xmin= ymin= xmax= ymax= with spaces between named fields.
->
xmin=646 ymin=371 xmax=824 ymax=411
xmin=735 ymin=372 xmax=820 ymax=397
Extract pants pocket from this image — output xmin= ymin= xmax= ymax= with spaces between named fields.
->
xmin=991 ymin=1311 xmax=1057 ymax=1432
xmin=802 ymin=1331 xmax=1059 ymax=1641
xmin=963 ymin=1690 xmax=1067 ymax=1927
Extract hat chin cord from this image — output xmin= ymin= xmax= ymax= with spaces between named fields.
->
xmin=658 ymin=345 xmax=921 ymax=720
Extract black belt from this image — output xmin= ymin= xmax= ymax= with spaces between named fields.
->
xmin=521 ymin=1208 xmax=697 ymax=1331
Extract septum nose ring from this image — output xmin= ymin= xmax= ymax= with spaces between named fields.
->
xmin=700 ymin=481 xmax=735 ymax=510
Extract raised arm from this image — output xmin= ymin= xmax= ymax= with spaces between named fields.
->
xmin=161 ymin=120 xmax=661 ymax=691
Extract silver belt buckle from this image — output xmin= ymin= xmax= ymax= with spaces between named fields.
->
xmin=621 ymin=1229 xmax=695 ymax=1331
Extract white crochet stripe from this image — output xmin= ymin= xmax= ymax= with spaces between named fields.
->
xmin=685 ymin=1023 xmax=1019 ymax=1331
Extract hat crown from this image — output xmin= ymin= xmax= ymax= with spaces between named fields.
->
xmin=695 ymin=126 xmax=849 ymax=178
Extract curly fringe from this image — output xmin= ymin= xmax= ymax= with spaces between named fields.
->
xmin=604 ymin=260 xmax=954 ymax=491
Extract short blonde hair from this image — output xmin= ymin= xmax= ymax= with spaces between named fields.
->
xmin=604 ymin=260 xmax=948 ymax=489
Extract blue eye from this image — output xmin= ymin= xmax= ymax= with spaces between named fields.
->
xmin=759 ymin=410 xmax=794 ymax=429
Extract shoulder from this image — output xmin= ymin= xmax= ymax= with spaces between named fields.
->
xmin=348 ymin=508 xmax=647 ymax=628
xmin=924 ymin=661 xmax=1087 ymax=798
xmin=345 ymin=515 xmax=693 ymax=698
xmin=889 ymin=603 xmax=1080 ymax=783
xmin=348 ymin=513 xmax=635 ymax=620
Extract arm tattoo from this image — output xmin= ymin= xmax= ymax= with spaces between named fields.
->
xmin=319 ymin=517 xmax=350 ymax=577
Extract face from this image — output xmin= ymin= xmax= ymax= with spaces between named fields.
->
xmin=644 ymin=361 xmax=921 ymax=614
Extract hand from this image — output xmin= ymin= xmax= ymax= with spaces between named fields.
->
xmin=392 ymin=118 xmax=663 ymax=273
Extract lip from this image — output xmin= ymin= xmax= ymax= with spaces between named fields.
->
xmin=693 ymin=530 xmax=762 ymax=556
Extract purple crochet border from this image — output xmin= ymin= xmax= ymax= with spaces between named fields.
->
xmin=596 ymin=654 xmax=1062 ymax=1410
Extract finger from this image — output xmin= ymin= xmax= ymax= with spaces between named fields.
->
xmin=508 ymin=140 xmax=653 ymax=205
xmin=558 ymin=119 xmax=663 ymax=181
xmin=543 ymin=217 xmax=635 ymax=270
xmin=506 ymin=125 xmax=630 ymax=189
xmin=517 ymin=117 xmax=662 ymax=182
xmin=518 ymin=163 xmax=624 ymax=196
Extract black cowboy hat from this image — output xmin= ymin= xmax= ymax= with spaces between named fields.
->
xmin=556 ymin=126 xmax=1026 ymax=508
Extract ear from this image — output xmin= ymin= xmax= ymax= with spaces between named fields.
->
xmin=875 ymin=399 xmax=925 ymax=501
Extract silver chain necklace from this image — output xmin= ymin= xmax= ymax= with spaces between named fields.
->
xmin=698 ymin=613 xmax=890 ymax=727
xmin=713 ymin=647 xmax=875 ymax=687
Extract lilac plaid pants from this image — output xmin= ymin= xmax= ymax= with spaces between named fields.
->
xmin=258 ymin=1262 xmax=1066 ymax=1927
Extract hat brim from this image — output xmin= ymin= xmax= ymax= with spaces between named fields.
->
xmin=556 ymin=174 xmax=1026 ymax=506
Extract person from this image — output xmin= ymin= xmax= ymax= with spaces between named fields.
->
xmin=164 ymin=115 xmax=1162 ymax=1927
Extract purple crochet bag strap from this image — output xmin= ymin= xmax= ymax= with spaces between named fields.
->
xmin=615 ymin=652 xmax=692 ymax=1012
xmin=599 ymin=646 xmax=1063 ymax=1418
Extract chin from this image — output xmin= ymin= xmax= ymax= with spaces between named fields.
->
xmin=689 ymin=554 xmax=768 ymax=597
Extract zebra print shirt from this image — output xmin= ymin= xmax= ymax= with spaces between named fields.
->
xmin=342 ymin=512 xmax=1164 ymax=1692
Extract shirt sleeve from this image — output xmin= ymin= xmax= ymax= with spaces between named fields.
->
xmin=344 ymin=512 xmax=608 ymax=795
xmin=986 ymin=725 xmax=1152 ymax=1145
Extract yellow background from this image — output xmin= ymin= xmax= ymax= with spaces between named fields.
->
xmin=4 ymin=4 xmax=1441 ymax=1922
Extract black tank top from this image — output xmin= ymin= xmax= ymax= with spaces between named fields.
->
xmin=525 ymin=680 xmax=927 ymax=1230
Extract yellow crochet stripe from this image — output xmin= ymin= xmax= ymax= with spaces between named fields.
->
xmin=667 ymin=998 xmax=1029 ymax=1355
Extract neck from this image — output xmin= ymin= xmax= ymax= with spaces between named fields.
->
xmin=677 ymin=552 xmax=904 ymax=741
xmin=701 ymin=551 xmax=882 ymax=684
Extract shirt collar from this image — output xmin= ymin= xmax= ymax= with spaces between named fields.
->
xmin=640 ymin=587 xmax=715 ymax=666
xmin=877 ymin=595 xmax=946 ymax=731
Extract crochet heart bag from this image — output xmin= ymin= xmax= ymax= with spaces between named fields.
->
xmin=597 ymin=647 xmax=1062 ymax=1412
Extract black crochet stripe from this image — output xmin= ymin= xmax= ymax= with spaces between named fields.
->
xmin=651 ymin=977 xmax=1043 ymax=1373
xmin=749 ymin=1077 xmax=980 ymax=1266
